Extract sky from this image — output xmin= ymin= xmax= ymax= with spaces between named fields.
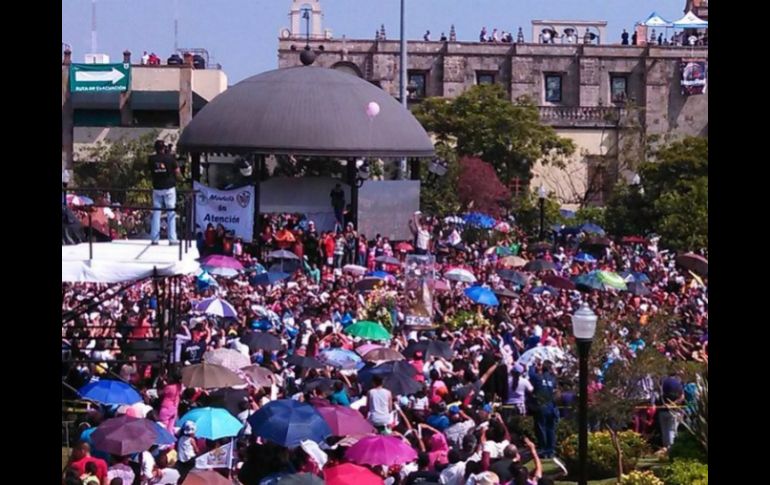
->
xmin=62 ymin=0 xmax=686 ymax=84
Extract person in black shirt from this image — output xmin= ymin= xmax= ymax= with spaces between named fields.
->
xmin=621 ymin=29 xmax=629 ymax=45
xmin=330 ymin=184 xmax=346 ymax=230
xmin=147 ymin=140 xmax=180 ymax=245
xmin=404 ymin=452 xmax=440 ymax=484
xmin=531 ymin=360 xmax=558 ymax=458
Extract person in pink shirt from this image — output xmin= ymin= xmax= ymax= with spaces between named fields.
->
xmin=158 ymin=370 xmax=183 ymax=433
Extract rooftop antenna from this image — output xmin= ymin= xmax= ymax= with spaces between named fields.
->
xmin=174 ymin=0 xmax=179 ymax=52
xmin=90 ymin=0 xmax=98 ymax=53
xmin=302 ymin=6 xmax=311 ymax=46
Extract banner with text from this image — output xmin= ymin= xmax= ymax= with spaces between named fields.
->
xmin=680 ymin=59 xmax=707 ymax=96
xmin=194 ymin=182 xmax=254 ymax=242
xmin=195 ymin=440 xmax=234 ymax=469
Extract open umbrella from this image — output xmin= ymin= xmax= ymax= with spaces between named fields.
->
xmin=181 ymin=362 xmax=244 ymax=389
xmin=182 ymin=470 xmax=231 ymax=485
xmin=383 ymin=373 xmax=422 ymax=395
xmin=252 ymin=271 xmax=291 ymax=286
xmin=597 ymin=270 xmax=628 ymax=290
xmin=343 ymin=264 xmax=368 ymax=275
xmin=355 ymin=343 xmax=383 ymax=356
xmin=524 ymin=259 xmax=556 ymax=272
xmin=278 ymin=474 xmax=325 ymax=485
xmin=79 ymin=380 xmax=142 ymax=405
xmin=580 ymin=223 xmax=605 ymax=236
xmin=374 ymin=255 xmax=401 ymax=266
xmin=463 ymin=212 xmax=496 ymax=229
xmin=203 ymin=348 xmax=250 ymax=372
xmin=395 ymin=242 xmax=414 ymax=252
xmin=302 ymin=378 xmax=341 ymax=395
xmin=494 ymin=288 xmax=519 ymax=299
xmin=319 ymin=348 xmax=364 ymax=370
xmin=345 ymin=435 xmax=418 ymax=466
xmin=324 ymin=463 xmax=384 ymax=485
xmin=354 ymin=277 xmax=386 ymax=293
xmin=464 ymin=286 xmax=499 ymax=306
xmin=529 ymin=242 xmax=553 ymax=253
xmin=573 ymin=272 xmax=606 ymax=292
xmin=365 ymin=271 xmax=396 ymax=282
xmin=241 ymin=331 xmax=282 ymax=353
xmin=573 ymin=252 xmax=597 ymax=264
xmin=517 ymin=346 xmax=569 ymax=367
xmin=177 ymin=407 xmax=244 ymax=440
xmin=206 ymin=387 xmax=250 ymax=417
xmin=581 ymin=236 xmax=612 ymax=248
xmin=433 ymin=279 xmax=450 ymax=291
xmin=621 ymin=235 xmax=647 ymax=244
xmin=676 ymin=253 xmax=708 ymax=276
xmin=90 ymin=416 xmax=158 ymax=455
xmin=267 ymin=249 xmax=300 ymax=260
xmin=344 ymin=321 xmax=392 ymax=341
xmin=499 ymin=256 xmax=528 ymax=268
xmin=248 ymin=399 xmax=332 ymax=447
xmin=620 ymin=271 xmax=650 ymax=283
xmin=201 ymin=255 xmax=244 ymax=271
xmin=444 ymin=268 xmax=476 ymax=283
xmin=240 ymin=365 xmax=275 ymax=388
xmin=494 ymin=221 xmax=511 ymax=233
xmin=287 ymin=354 xmax=326 ymax=369
xmin=357 ymin=361 xmax=417 ymax=387
xmin=625 ymin=281 xmax=651 ymax=296
xmin=402 ymin=340 xmax=453 ymax=360
xmin=362 ymin=348 xmax=405 ymax=362
xmin=195 ymin=297 xmax=238 ymax=318
xmin=530 ymin=285 xmax=559 ymax=296
xmin=315 ymin=405 xmax=376 ymax=436
xmin=542 ymin=274 xmax=576 ymax=291
xmin=496 ymin=269 xmax=529 ymax=286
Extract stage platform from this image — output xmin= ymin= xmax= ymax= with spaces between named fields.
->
xmin=62 ymin=239 xmax=200 ymax=283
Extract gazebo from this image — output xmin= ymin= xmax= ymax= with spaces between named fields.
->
xmin=177 ymin=62 xmax=434 ymax=239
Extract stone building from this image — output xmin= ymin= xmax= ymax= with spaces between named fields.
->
xmin=277 ymin=1 xmax=707 ymax=207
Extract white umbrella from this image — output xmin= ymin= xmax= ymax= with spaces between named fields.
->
xmin=444 ymin=268 xmax=477 ymax=283
xmin=517 ymin=345 xmax=569 ymax=367
xmin=343 ymin=264 xmax=368 ymax=276
xmin=203 ymin=348 xmax=251 ymax=372
xmin=195 ymin=297 xmax=237 ymax=318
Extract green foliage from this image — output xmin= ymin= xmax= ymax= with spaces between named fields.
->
xmin=573 ymin=206 xmax=606 ymax=228
xmin=414 ymin=85 xmax=575 ymax=184
xmin=419 ymin=152 xmax=462 ymax=216
xmin=604 ymin=137 xmax=707 ymax=251
xmin=445 ymin=309 xmax=490 ymax=331
xmin=668 ymin=431 xmax=707 ymax=464
xmin=620 ymin=470 xmax=665 ymax=485
xmin=558 ymin=431 xmax=648 ymax=480
xmin=73 ymin=131 xmax=163 ymax=206
xmin=511 ymin=189 xmax=564 ymax=238
xmin=680 ymin=373 xmax=708 ymax=459
xmin=656 ymin=459 xmax=708 ymax=485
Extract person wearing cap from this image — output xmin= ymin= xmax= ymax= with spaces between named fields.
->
xmin=176 ymin=421 xmax=200 ymax=480
xmin=503 ymin=363 xmax=533 ymax=421
xmin=147 ymin=139 xmax=180 ymax=246
xmin=444 ymin=405 xmax=475 ymax=449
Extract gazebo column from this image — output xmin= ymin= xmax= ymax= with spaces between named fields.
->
xmin=191 ymin=153 xmax=201 ymax=182
xmin=253 ymin=155 xmax=264 ymax=250
xmin=347 ymin=158 xmax=358 ymax=229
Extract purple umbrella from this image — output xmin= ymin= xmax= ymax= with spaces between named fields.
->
xmin=345 ymin=435 xmax=418 ymax=466
xmin=315 ymin=405 xmax=376 ymax=436
xmin=195 ymin=297 xmax=238 ymax=318
xmin=91 ymin=416 xmax=159 ymax=456
xmin=200 ymin=255 xmax=245 ymax=270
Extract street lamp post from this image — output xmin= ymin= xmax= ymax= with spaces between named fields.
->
xmin=572 ymin=303 xmax=598 ymax=485
xmin=538 ymin=185 xmax=547 ymax=240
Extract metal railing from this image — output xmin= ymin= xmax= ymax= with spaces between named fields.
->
xmin=62 ymin=187 xmax=198 ymax=261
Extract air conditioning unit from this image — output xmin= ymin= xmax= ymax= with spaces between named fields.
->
xmin=84 ymin=53 xmax=110 ymax=64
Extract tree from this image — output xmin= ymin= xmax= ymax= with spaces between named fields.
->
xmin=511 ymin=189 xmax=564 ymax=238
xmin=456 ymin=157 xmax=510 ymax=217
xmin=604 ymin=137 xmax=708 ymax=251
xmin=74 ymin=130 xmax=164 ymax=206
xmin=414 ymin=84 xmax=575 ymax=184
xmin=419 ymin=155 xmax=461 ymax=217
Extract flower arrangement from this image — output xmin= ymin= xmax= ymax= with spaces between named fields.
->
xmin=358 ymin=287 xmax=399 ymax=331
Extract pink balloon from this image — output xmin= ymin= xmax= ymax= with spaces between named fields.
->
xmin=366 ymin=101 xmax=380 ymax=118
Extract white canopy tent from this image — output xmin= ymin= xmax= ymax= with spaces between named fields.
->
xmin=673 ymin=11 xmax=708 ymax=29
xmin=642 ymin=12 xmax=673 ymax=28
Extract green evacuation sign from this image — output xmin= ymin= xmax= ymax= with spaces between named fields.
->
xmin=70 ymin=63 xmax=131 ymax=93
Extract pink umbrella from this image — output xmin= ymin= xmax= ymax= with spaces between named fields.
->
xmin=315 ymin=405 xmax=376 ymax=436
xmin=200 ymin=255 xmax=244 ymax=270
xmin=355 ymin=343 xmax=383 ymax=356
xmin=433 ymin=280 xmax=450 ymax=291
xmin=345 ymin=435 xmax=418 ymax=466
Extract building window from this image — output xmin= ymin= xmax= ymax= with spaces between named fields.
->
xmin=408 ymin=71 xmax=426 ymax=99
xmin=476 ymin=72 xmax=495 ymax=85
xmin=545 ymin=74 xmax=562 ymax=103
xmin=610 ymin=75 xmax=628 ymax=103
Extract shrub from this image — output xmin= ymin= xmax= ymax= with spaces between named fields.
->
xmin=620 ymin=470 xmax=664 ymax=485
xmin=558 ymin=430 xmax=648 ymax=480
xmin=668 ymin=430 xmax=707 ymax=463
xmin=656 ymin=459 xmax=708 ymax=485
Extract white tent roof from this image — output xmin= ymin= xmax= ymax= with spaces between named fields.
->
xmin=642 ymin=12 xmax=673 ymax=28
xmin=673 ymin=11 xmax=708 ymax=29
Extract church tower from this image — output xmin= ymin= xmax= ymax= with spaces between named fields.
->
xmin=280 ymin=1 xmax=332 ymax=40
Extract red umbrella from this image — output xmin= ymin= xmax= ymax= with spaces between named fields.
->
xmin=395 ymin=241 xmax=414 ymax=252
xmin=621 ymin=235 xmax=647 ymax=244
xmin=324 ymin=463 xmax=384 ymax=485
xmin=315 ymin=405 xmax=376 ymax=436
xmin=675 ymin=253 xmax=708 ymax=276
xmin=345 ymin=435 xmax=418 ymax=466
xmin=542 ymin=274 xmax=576 ymax=290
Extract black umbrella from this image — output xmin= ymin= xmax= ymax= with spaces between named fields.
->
xmin=403 ymin=340 xmax=453 ymax=360
xmin=206 ymin=387 xmax=250 ymax=417
xmin=581 ymin=236 xmax=612 ymax=247
xmin=358 ymin=361 xmax=417 ymax=387
xmin=494 ymin=288 xmax=519 ymax=299
xmin=287 ymin=354 xmax=326 ymax=369
xmin=267 ymin=249 xmax=300 ymax=260
xmin=375 ymin=255 xmax=401 ymax=266
xmin=354 ymin=277 xmax=386 ymax=293
xmin=302 ymin=378 xmax=343 ymax=395
xmin=675 ymin=253 xmax=708 ymax=277
xmin=241 ymin=332 xmax=282 ymax=353
xmin=529 ymin=241 xmax=552 ymax=253
xmin=383 ymin=373 xmax=422 ymax=395
xmin=524 ymin=259 xmax=556 ymax=272
xmin=496 ymin=269 xmax=529 ymax=286
xmin=625 ymin=281 xmax=651 ymax=296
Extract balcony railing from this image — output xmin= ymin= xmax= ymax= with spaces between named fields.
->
xmin=538 ymin=106 xmax=624 ymax=127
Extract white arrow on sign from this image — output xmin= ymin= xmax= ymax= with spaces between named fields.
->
xmin=74 ymin=68 xmax=126 ymax=84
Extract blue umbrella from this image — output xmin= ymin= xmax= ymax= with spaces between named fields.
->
xmin=561 ymin=226 xmax=581 ymax=235
xmin=176 ymin=407 xmax=244 ymax=440
xmin=247 ymin=399 xmax=331 ymax=448
xmin=152 ymin=422 xmax=176 ymax=445
xmin=463 ymin=212 xmax=496 ymax=229
xmin=560 ymin=209 xmax=576 ymax=219
xmin=572 ymin=271 xmax=606 ymax=291
xmin=196 ymin=270 xmax=219 ymax=291
xmin=365 ymin=271 xmax=395 ymax=280
xmin=464 ymin=286 xmax=499 ymax=306
xmin=530 ymin=285 xmax=559 ymax=295
xmin=195 ymin=297 xmax=238 ymax=318
xmin=318 ymin=348 xmax=364 ymax=370
xmin=247 ymin=263 xmax=267 ymax=273
xmin=580 ymin=223 xmax=606 ymax=236
xmin=620 ymin=271 xmax=650 ymax=283
xmin=252 ymin=271 xmax=291 ymax=286
xmin=79 ymin=380 xmax=142 ymax=405
xmin=574 ymin=252 xmax=597 ymax=263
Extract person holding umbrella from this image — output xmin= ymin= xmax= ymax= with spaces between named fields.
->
xmin=176 ymin=420 xmax=200 ymax=480
xmin=367 ymin=374 xmax=394 ymax=431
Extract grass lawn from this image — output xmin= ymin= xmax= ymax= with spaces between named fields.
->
xmin=535 ymin=456 xmax=663 ymax=484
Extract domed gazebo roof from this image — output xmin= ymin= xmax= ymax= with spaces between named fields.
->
xmin=178 ymin=66 xmax=434 ymax=158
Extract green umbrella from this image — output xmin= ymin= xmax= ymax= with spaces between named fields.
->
xmin=344 ymin=321 xmax=392 ymax=341
xmin=597 ymin=271 xmax=628 ymax=290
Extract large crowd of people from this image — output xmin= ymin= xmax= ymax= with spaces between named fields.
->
xmin=62 ymin=209 xmax=707 ymax=485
